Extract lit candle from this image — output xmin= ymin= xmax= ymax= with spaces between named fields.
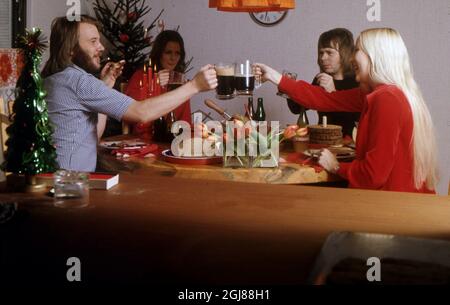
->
xmin=139 ymin=80 xmax=146 ymax=100
xmin=144 ymin=28 xmax=148 ymax=38
xmin=323 ymin=116 xmax=327 ymax=128
xmin=155 ymin=77 xmax=161 ymax=95
xmin=147 ymin=59 xmax=153 ymax=92
xmin=153 ymin=64 xmax=158 ymax=94
xmin=143 ymin=64 xmax=148 ymax=94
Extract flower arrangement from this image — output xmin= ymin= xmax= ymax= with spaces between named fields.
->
xmin=194 ymin=118 xmax=309 ymax=168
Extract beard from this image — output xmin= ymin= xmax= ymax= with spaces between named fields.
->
xmin=72 ymin=47 xmax=101 ymax=74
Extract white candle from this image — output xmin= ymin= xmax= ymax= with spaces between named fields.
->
xmin=323 ymin=116 xmax=327 ymax=128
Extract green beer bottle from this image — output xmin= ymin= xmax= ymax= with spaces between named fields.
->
xmin=254 ymin=97 xmax=266 ymax=122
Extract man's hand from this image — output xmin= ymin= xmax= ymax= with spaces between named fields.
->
xmin=191 ymin=64 xmax=217 ymax=92
xmin=253 ymin=63 xmax=282 ymax=85
xmin=315 ymin=73 xmax=336 ymax=93
xmin=101 ymin=60 xmax=125 ymax=88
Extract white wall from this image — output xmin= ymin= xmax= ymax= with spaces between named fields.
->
xmin=32 ymin=0 xmax=449 ymax=194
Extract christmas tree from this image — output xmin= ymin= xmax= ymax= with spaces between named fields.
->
xmin=2 ymin=28 xmax=58 ymax=175
xmin=93 ymin=0 xmax=164 ymax=80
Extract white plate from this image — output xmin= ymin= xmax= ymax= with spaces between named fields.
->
xmin=304 ymin=148 xmax=355 ymax=160
xmin=99 ymin=140 xmax=147 ymax=150
xmin=161 ymin=149 xmax=222 ymax=165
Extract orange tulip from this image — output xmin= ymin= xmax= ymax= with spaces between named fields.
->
xmin=283 ymin=124 xmax=299 ymax=139
xmin=296 ymin=127 xmax=308 ymax=137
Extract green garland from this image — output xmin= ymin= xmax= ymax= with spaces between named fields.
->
xmin=2 ymin=28 xmax=58 ymax=175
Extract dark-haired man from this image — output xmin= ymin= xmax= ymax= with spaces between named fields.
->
xmin=288 ymin=28 xmax=359 ymax=138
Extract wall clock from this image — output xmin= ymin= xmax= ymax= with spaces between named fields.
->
xmin=249 ymin=11 xmax=288 ymax=27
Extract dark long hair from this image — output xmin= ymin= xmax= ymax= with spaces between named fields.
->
xmin=41 ymin=15 xmax=100 ymax=78
xmin=149 ymin=30 xmax=186 ymax=73
xmin=317 ymin=28 xmax=355 ymax=78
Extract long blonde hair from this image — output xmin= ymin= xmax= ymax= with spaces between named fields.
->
xmin=358 ymin=28 xmax=438 ymax=190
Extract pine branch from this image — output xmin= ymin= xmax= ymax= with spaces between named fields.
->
xmin=147 ymin=8 xmax=164 ymax=32
xmin=92 ymin=0 xmax=164 ymax=80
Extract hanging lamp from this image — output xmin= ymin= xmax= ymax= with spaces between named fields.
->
xmin=209 ymin=0 xmax=295 ymax=12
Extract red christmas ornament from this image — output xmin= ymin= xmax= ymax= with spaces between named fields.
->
xmin=119 ymin=33 xmax=130 ymax=43
xmin=127 ymin=12 xmax=137 ymax=21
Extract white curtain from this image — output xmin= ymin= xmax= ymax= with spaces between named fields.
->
xmin=0 ymin=0 xmax=11 ymax=48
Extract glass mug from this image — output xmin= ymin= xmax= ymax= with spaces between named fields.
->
xmin=215 ymin=63 xmax=236 ymax=100
xmin=54 ymin=170 xmax=89 ymax=208
xmin=277 ymin=70 xmax=297 ymax=98
xmin=167 ymin=71 xmax=185 ymax=91
xmin=234 ymin=61 xmax=261 ymax=96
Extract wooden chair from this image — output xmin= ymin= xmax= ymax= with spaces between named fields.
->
xmin=0 ymin=96 xmax=11 ymax=182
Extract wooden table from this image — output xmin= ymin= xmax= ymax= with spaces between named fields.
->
xmin=97 ymin=135 xmax=340 ymax=185
xmin=1 ymin=172 xmax=449 ymax=286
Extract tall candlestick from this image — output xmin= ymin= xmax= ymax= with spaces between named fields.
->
xmin=153 ymin=65 xmax=158 ymax=94
xmin=155 ymin=77 xmax=161 ymax=95
xmin=147 ymin=59 xmax=153 ymax=93
xmin=139 ymin=80 xmax=146 ymax=100
xmin=323 ymin=116 xmax=327 ymax=128
xmin=143 ymin=64 xmax=148 ymax=95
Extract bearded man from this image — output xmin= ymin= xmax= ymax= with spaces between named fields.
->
xmin=43 ymin=15 xmax=217 ymax=171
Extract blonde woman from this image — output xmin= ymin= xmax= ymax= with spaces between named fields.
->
xmin=257 ymin=28 xmax=438 ymax=193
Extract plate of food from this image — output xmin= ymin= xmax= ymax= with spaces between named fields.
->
xmin=161 ymin=149 xmax=223 ymax=165
xmin=99 ymin=140 xmax=148 ymax=150
xmin=303 ymin=147 xmax=356 ymax=160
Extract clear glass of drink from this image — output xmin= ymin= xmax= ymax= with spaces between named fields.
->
xmin=54 ymin=170 xmax=89 ymax=208
xmin=235 ymin=60 xmax=261 ymax=96
xmin=167 ymin=71 xmax=185 ymax=91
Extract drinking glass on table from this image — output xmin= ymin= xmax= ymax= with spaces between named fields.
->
xmin=54 ymin=170 xmax=89 ymax=208
xmin=277 ymin=70 xmax=297 ymax=98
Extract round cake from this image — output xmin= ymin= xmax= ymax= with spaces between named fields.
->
xmin=308 ymin=124 xmax=343 ymax=145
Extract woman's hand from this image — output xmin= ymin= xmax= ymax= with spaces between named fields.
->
xmin=253 ymin=63 xmax=282 ymax=85
xmin=101 ymin=60 xmax=125 ymax=88
xmin=315 ymin=73 xmax=336 ymax=93
xmin=318 ymin=149 xmax=340 ymax=174
xmin=191 ymin=64 xmax=217 ymax=92
xmin=157 ymin=69 xmax=170 ymax=87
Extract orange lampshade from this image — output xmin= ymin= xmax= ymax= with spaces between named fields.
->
xmin=209 ymin=0 xmax=295 ymax=12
